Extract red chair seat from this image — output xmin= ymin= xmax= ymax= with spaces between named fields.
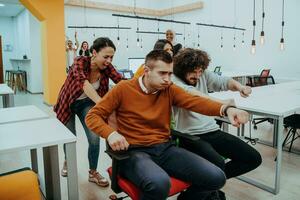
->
xmin=107 ymin=167 xmax=190 ymax=200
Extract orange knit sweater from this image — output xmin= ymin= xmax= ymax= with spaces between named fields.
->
xmin=86 ymin=78 xmax=222 ymax=146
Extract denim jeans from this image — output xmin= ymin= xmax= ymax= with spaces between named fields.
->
xmin=180 ymin=130 xmax=262 ymax=179
xmin=64 ymin=98 xmax=100 ymax=170
xmin=119 ymin=142 xmax=226 ymax=200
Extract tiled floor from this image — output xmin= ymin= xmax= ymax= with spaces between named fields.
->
xmin=1 ymin=93 xmax=300 ymax=200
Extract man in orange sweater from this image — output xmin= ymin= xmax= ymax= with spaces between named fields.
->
xmin=86 ymin=50 xmax=249 ymax=200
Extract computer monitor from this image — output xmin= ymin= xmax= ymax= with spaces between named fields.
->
xmin=128 ymin=58 xmax=145 ymax=73
xmin=118 ymin=69 xmax=134 ymax=79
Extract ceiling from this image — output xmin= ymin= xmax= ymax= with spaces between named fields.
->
xmin=0 ymin=0 xmax=24 ymax=17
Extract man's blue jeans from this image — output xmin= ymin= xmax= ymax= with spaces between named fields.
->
xmin=64 ymin=98 xmax=100 ymax=170
xmin=119 ymin=141 xmax=226 ymax=200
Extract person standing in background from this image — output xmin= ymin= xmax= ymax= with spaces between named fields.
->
xmin=79 ymin=41 xmax=91 ymax=57
xmin=66 ymin=31 xmax=79 ymax=73
xmin=166 ymin=29 xmax=182 ymax=56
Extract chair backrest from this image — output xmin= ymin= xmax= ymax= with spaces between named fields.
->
xmin=252 ymin=75 xmax=275 ymax=87
xmin=214 ymin=66 xmax=221 ymax=73
xmin=0 ymin=168 xmax=41 ymax=200
xmin=260 ymin=69 xmax=270 ymax=77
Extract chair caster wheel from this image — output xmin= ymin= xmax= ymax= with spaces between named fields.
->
xmin=253 ymin=126 xmax=257 ymax=130
xmin=109 ymin=194 xmax=118 ymax=200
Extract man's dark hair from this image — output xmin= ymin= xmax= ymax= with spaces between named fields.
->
xmin=90 ymin=37 xmax=116 ymax=53
xmin=145 ymin=50 xmax=173 ymax=69
xmin=173 ymin=48 xmax=211 ymax=82
xmin=153 ymin=39 xmax=173 ymax=51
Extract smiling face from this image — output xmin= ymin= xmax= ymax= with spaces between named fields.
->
xmin=144 ymin=60 xmax=173 ymax=91
xmin=92 ymin=47 xmax=115 ymax=70
xmin=165 ymin=30 xmax=174 ymax=43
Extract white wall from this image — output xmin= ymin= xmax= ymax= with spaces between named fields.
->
xmin=0 ymin=9 xmax=42 ymax=93
xmin=0 ymin=17 xmax=15 ymax=70
xmin=65 ymin=0 xmax=300 ymax=80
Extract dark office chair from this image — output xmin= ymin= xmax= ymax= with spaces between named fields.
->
xmin=282 ymin=114 xmax=300 ymax=152
xmin=106 ymin=130 xmax=196 ymax=200
xmin=213 ymin=66 xmax=222 ymax=76
xmin=247 ymin=69 xmax=271 ymax=87
xmin=250 ymin=75 xmax=276 ymax=129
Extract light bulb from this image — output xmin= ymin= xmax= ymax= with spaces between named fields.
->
xmin=242 ymin=40 xmax=245 ymax=45
xmin=137 ymin=38 xmax=140 ymax=47
xmin=233 ymin=44 xmax=236 ymax=51
xmin=280 ymin=38 xmax=284 ymax=50
xmin=260 ymin=31 xmax=265 ymax=45
xmin=126 ymin=45 xmax=129 ymax=51
xmin=220 ymin=45 xmax=223 ymax=52
xmin=251 ymin=40 xmax=256 ymax=54
xmin=117 ymin=37 xmax=120 ymax=46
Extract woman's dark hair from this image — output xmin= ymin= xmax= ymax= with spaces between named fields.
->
xmin=79 ymin=41 xmax=90 ymax=56
xmin=89 ymin=37 xmax=116 ymax=53
xmin=173 ymin=48 xmax=211 ymax=82
xmin=153 ymin=39 xmax=173 ymax=51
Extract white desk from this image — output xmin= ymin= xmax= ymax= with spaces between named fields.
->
xmin=0 ymin=105 xmax=49 ymax=124
xmin=0 ymin=83 xmax=14 ymax=107
xmin=0 ymin=118 xmax=78 ymax=200
xmin=210 ymin=81 xmax=300 ymax=194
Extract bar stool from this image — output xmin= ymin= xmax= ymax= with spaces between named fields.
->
xmin=10 ymin=70 xmax=27 ymax=93
xmin=5 ymin=70 xmax=14 ymax=87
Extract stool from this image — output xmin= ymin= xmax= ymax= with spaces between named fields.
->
xmin=10 ymin=70 xmax=27 ymax=93
xmin=5 ymin=70 xmax=14 ymax=87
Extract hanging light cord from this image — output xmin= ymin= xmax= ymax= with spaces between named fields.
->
xmin=281 ymin=0 xmax=285 ymax=38
xmin=261 ymin=0 xmax=265 ymax=31
xmin=252 ymin=0 xmax=256 ymax=40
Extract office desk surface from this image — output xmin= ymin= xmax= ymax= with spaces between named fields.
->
xmin=0 ymin=118 xmax=76 ymax=154
xmin=210 ymin=81 xmax=300 ymax=117
xmin=0 ymin=84 xmax=14 ymax=95
xmin=0 ymin=105 xmax=49 ymax=124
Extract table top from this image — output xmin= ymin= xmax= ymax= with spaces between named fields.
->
xmin=0 ymin=118 xmax=76 ymax=154
xmin=0 ymin=84 xmax=14 ymax=95
xmin=210 ymin=81 xmax=300 ymax=117
xmin=0 ymin=105 xmax=49 ymax=124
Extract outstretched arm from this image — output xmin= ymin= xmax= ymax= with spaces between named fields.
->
xmin=227 ymin=79 xmax=252 ymax=97
xmin=225 ymin=106 xmax=249 ymax=127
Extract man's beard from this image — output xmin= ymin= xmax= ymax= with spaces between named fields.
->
xmin=183 ymin=78 xmax=197 ymax=87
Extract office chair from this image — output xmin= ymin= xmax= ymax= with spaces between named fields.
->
xmin=250 ymin=75 xmax=276 ymax=129
xmin=106 ymin=130 xmax=197 ymax=200
xmin=213 ymin=66 xmax=222 ymax=76
xmin=246 ymin=69 xmax=271 ymax=86
xmin=0 ymin=167 xmax=41 ymax=200
xmin=282 ymin=114 xmax=300 ymax=152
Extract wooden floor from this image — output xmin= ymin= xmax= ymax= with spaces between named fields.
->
xmin=1 ymin=93 xmax=300 ymax=200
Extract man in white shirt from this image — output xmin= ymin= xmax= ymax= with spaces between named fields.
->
xmin=172 ymin=48 xmax=262 ymax=200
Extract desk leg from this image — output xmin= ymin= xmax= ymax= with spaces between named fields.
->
xmin=2 ymin=94 xmax=14 ymax=107
xmin=274 ymin=117 xmax=283 ymax=194
xmin=65 ymin=142 xmax=79 ymax=200
xmin=31 ymin=149 xmax=38 ymax=173
xmin=236 ymin=116 xmax=283 ymax=194
xmin=43 ymin=145 xmax=61 ymax=200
